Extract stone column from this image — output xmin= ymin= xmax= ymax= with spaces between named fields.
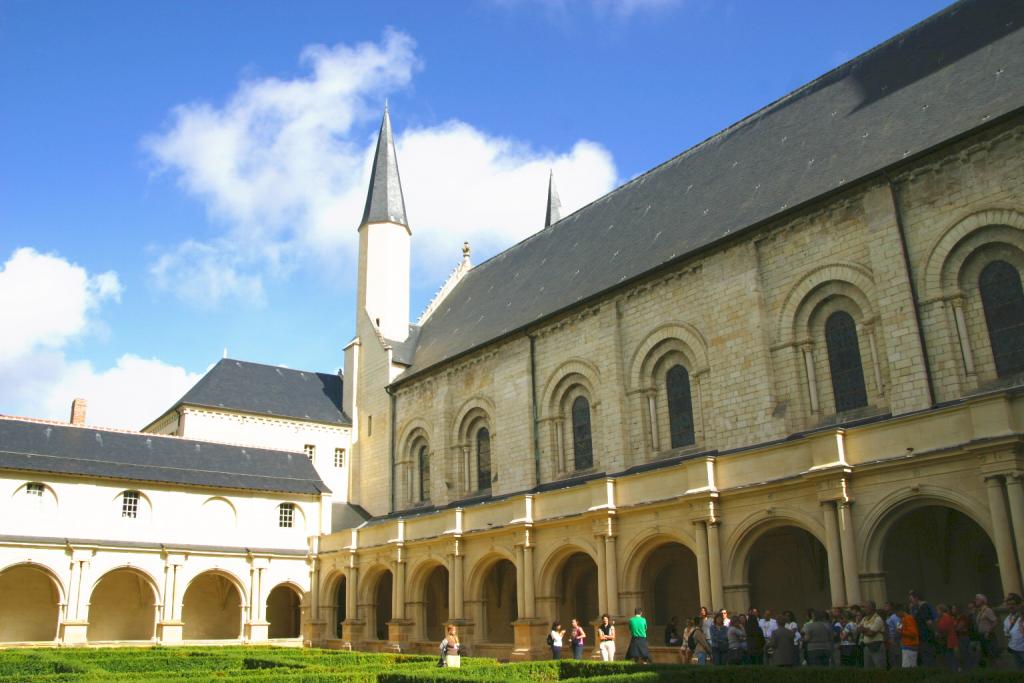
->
xmin=394 ymin=558 xmax=406 ymax=620
xmin=452 ymin=552 xmax=465 ymax=619
xmin=986 ymin=476 xmax=1024 ymax=596
xmin=821 ymin=502 xmax=847 ymax=607
xmin=951 ymin=298 xmax=976 ymax=376
xmin=802 ymin=344 xmax=820 ymax=413
xmin=836 ymin=501 xmax=861 ymax=605
xmin=1005 ymin=474 xmax=1024 ymax=590
xmin=524 ymin=544 xmax=536 ymax=619
xmin=605 ymin=534 xmax=619 ymax=618
xmin=647 ymin=391 xmax=660 ymax=451
xmin=596 ymin=535 xmax=608 ymax=614
xmin=514 ymin=545 xmax=526 ymax=619
xmin=707 ymin=522 xmax=724 ymax=609
xmin=694 ymin=521 xmax=711 ymax=609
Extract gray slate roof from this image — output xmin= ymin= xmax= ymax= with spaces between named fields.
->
xmin=361 ymin=107 xmax=408 ymax=228
xmin=397 ymin=0 xmax=1024 ymax=384
xmin=166 ymin=358 xmax=350 ymax=426
xmin=0 ymin=417 xmax=330 ymax=495
xmin=385 ymin=325 xmax=421 ymax=366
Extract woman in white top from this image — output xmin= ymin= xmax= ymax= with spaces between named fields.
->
xmin=598 ymin=614 xmax=616 ymax=661
xmin=549 ymin=621 xmax=565 ymax=660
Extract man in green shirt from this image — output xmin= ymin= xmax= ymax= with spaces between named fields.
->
xmin=626 ymin=607 xmax=651 ymax=663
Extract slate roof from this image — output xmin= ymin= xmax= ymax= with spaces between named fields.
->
xmin=396 ymin=0 xmax=1024 ymax=384
xmin=385 ymin=325 xmax=421 ymax=366
xmin=0 ymin=417 xmax=330 ymax=495
xmin=361 ymin=106 xmax=408 ymax=228
xmin=161 ymin=358 xmax=350 ymax=426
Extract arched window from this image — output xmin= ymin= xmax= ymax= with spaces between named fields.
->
xmin=666 ymin=365 xmax=695 ymax=448
xmin=571 ymin=396 xmax=593 ymax=470
xmin=278 ymin=503 xmax=295 ymax=528
xmin=476 ymin=428 xmax=491 ymax=491
xmin=979 ymin=260 xmax=1024 ymax=377
xmin=825 ymin=311 xmax=868 ymax=413
xmin=418 ymin=444 xmax=430 ymax=502
xmin=120 ymin=490 xmax=140 ymax=519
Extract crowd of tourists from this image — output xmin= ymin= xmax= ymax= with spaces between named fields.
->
xmin=546 ymin=591 xmax=1024 ymax=670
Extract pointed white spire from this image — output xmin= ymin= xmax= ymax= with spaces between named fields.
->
xmin=545 ymin=169 xmax=562 ymax=228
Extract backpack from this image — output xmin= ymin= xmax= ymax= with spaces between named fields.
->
xmin=687 ymin=630 xmax=697 ymax=651
xmin=546 ymin=633 xmax=554 ymax=646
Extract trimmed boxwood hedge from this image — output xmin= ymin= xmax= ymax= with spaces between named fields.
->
xmin=0 ymin=648 xmax=1021 ymax=682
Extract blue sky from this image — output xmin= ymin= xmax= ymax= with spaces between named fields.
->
xmin=0 ymin=0 xmax=951 ymax=428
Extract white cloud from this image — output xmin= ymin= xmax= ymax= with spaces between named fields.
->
xmin=0 ymin=248 xmax=122 ymax=361
xmin=143 ymin=30 xmax=619 ymax=306
xmin=0 ymin=248 xmax=201 ymax=430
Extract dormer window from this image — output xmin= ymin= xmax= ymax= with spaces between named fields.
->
xmin=121 ymin=490 xmax=140 ymax=518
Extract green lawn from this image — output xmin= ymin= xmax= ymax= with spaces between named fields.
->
xmin=0 ymin=647 xmax=1017 ymax=682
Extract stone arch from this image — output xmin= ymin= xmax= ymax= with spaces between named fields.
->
xmin=87 ymin=566 xmax=160 ymax=641
xmin=321 ymin=569 xmax=348 ymax=637
xmin=538 ymin=543 xmax=600 ymax=627
xmin=921 ymin=208 xmax=1024 ymax=298
xmin=360 ymin=563 xmax=393 ymax=641
xmin=200 ymin=496 xmax=237 ymax=530
xmin=777 ymin=262 xmax=876 ymax=344
xmin=540 ymin=358 xmax=601 ymax=417
xmin=726 ymin=508 xmax=829 ymax=586
xmin=0 ymin=562 xmax=64 ymax=642
xmin=728 ymin=512 xmax=832 ymax=614
xmin=861 ymin=487 xmax=1001 ymax=605
xmin=267 ymin=582 xmax=303 ymax=639
xmin=628 ymin=323 xmax=710 ymax=390
xmin=620 ymin=532 xmax=700 ymax=637
xmin=858 ymin=485 xmax=993 ymax=573
xmin=408 ymin=559 xmax=449 ymax=641
xmin=469 ymin=552 xmax=517 ymax=643
xmin=452 ymin=396 xmax=497 ymax=443
xmin=181 ymin=570 xmax=245 ymax=640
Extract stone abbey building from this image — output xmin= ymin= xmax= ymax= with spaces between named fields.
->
xmin=2 ymin=0 xmax=1024 ymax=660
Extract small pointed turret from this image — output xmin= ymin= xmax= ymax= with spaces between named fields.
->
xmin=545 ymin=169 xmax=562 ymax=228
xmin=361 ymin=106 xmax=408 ymax=228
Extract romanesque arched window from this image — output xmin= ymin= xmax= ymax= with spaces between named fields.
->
xmin=666 ymin=365 xmax=695 ymax=448
xmin=979 ymin=260 xmax=1024 ymax=377
xmin=825 ymin=311 xmax=868 ymax=413
xmin=571 ymin=395 xmax=593 ymax=471
xmin=418 ymin=444 xmax=430 ymax=502
xmin=476 ymin=428 xmax=491 ymax=491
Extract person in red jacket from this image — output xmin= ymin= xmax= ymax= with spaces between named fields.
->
xmin=936 ymin=604 xmax=958 ymax=671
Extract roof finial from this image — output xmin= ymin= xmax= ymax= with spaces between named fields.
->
xmin=384 ymin=97 xmax=389 ymax=113
xmin=545 ymin=169 xmax=562 ymax=228
xmin=462 ymin=241 xmax=471 ymax=261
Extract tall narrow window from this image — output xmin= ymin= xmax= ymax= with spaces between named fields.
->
xmin=980 ymin=260 xmax=1024 ymax=377
xmin=666 ymin=365 xmax=695 ymax=448
xmin=571 ymin=396 xmax=594 ymax=470
xmin=278 ymin=503 xmax=295 ymax=528
xmin=304 ymin=444 xmax=316 ymax=462
xmin=476 ymin=428 xmax=492 ymax=491
xmin=334 ymin=448 xmax=345 ymax=468
xmin=418 ymin=445 xmax=430 ymax=502
xmin=121 ymin=490 xmax=140 ymax=519
xmin=825 ymin=311 xmax=868 ymax=413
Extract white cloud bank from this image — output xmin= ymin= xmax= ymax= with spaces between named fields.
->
xmin=0 ymin=248 xmax=202 ymax=430
xmin=144 ymin=29 xmax=618 ymax=308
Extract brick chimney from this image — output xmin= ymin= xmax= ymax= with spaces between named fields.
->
xmin=70 ymin=398 xmax=87 ymax=426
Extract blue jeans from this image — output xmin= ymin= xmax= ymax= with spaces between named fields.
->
xmin=573 ymin=644 xmax=584 ymax=660
xmin=551 ymin=646 xmax=561 ymax=660
xmin=1010 ymin=648 xmax=1024 ymax=670
xmin=696 ymin=651 xmax=708 ymax=665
